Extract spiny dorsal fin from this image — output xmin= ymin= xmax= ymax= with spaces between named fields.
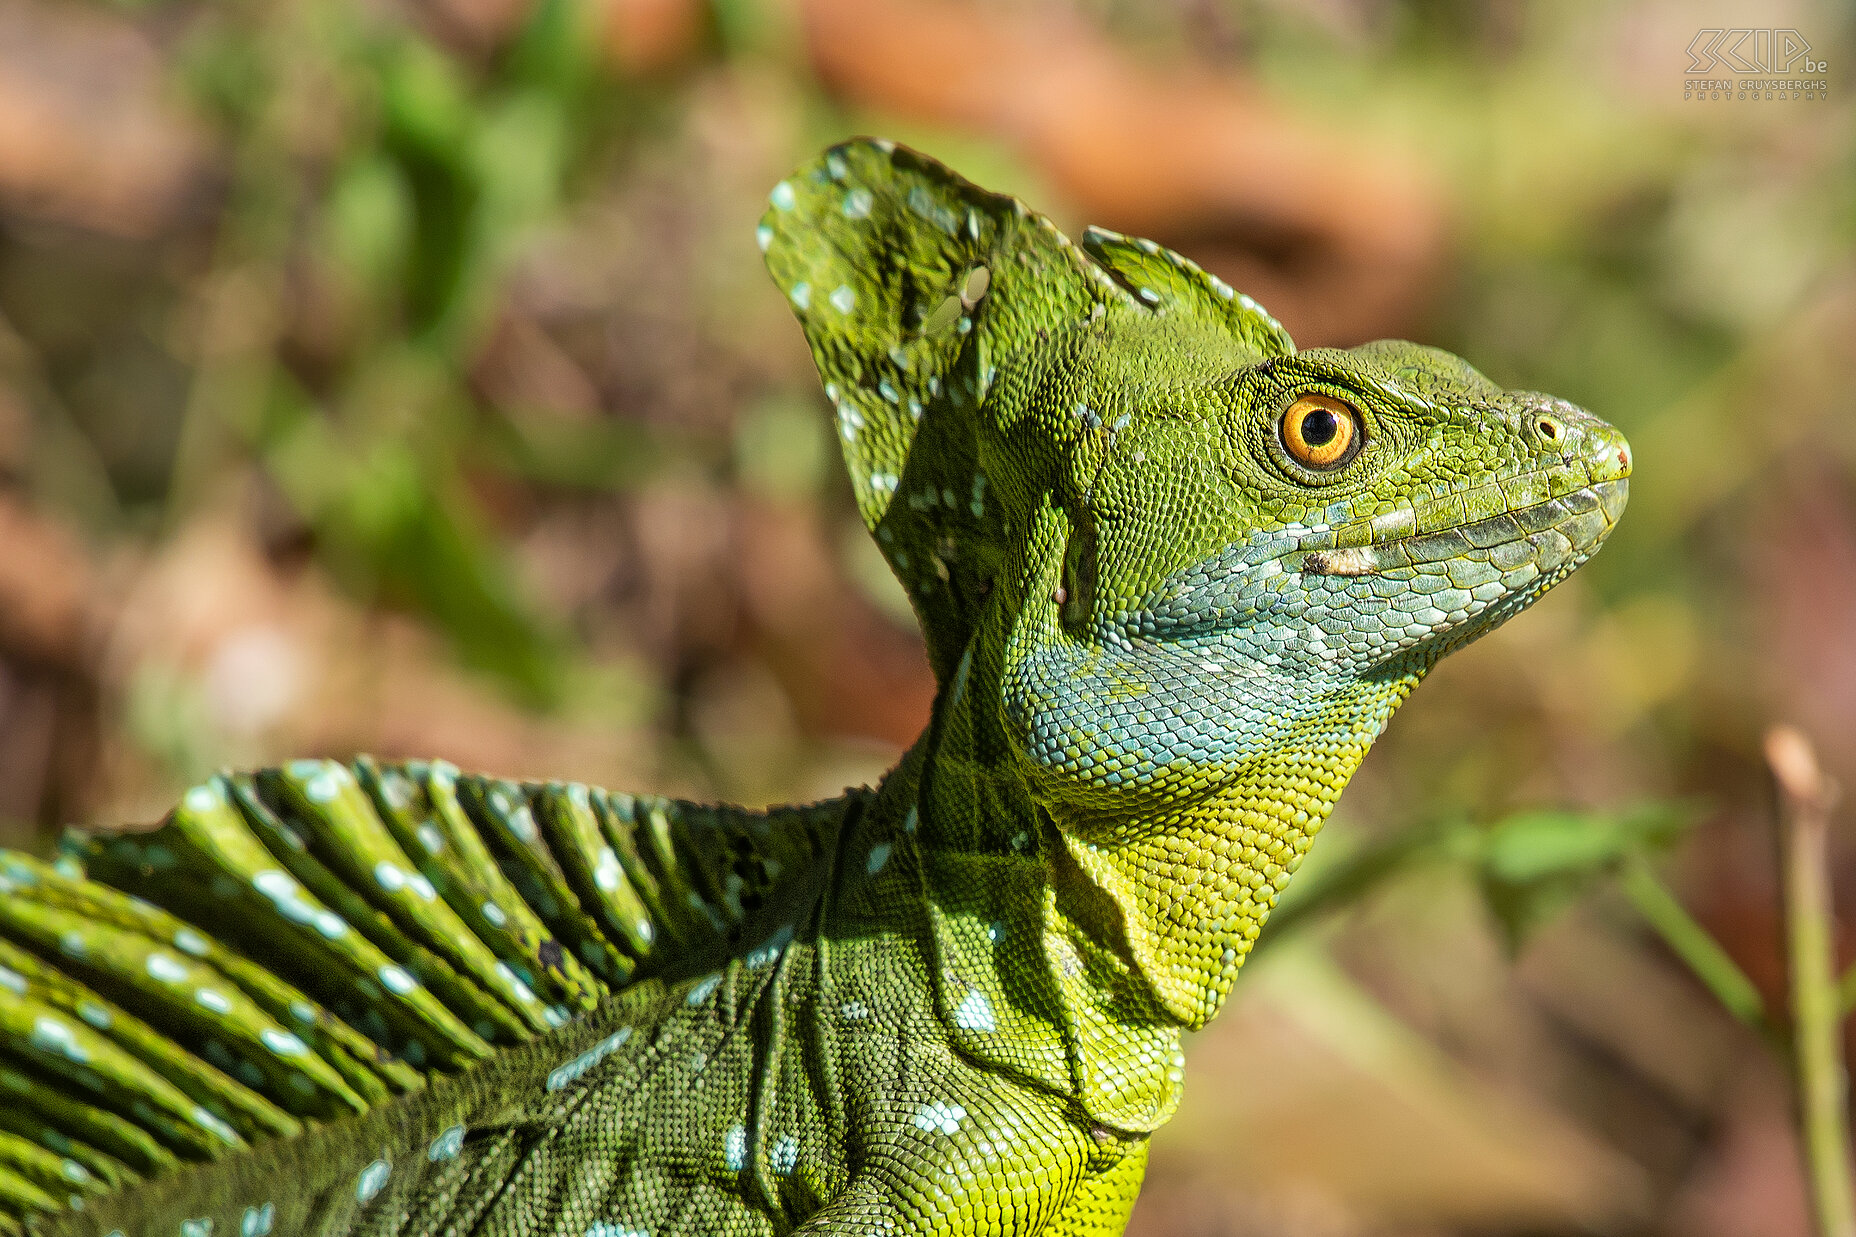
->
xmin=0 ymin=759 xmax=842 ymax=1234
xmin=1079 ymin=226 xmax=1294 ymax=358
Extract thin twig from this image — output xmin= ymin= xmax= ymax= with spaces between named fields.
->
xmin=1838 ymin=961 xmax=1856 ymax=1019
xmin=1618 ymin=854 xmax=1774 ymax=1041
xmin=1769 ymin=725 xmax=1855 ymax=1237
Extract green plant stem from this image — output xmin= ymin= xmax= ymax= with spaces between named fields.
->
xmin=1770 ymin=726 xmax=1855 ymax=1237
xmin=1838 ymin=962 xmax=1856 ymax=1019
xmin=1619 ymin=855 xmax=1771 ymax=1038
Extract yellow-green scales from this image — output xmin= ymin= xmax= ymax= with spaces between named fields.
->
xmin=0 ymin=140 xmax=1629 ymax=1236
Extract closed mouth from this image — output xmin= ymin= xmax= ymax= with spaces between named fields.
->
xmin=1297 ymin=479 xmax=1628 ymax=579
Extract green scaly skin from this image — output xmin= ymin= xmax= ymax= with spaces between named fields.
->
xmin=0 ymin=139 xmax=1629 ymax=1237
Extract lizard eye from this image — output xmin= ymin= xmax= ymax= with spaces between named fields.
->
xmin=1280 ymin=395 xmax=1363 ymax=471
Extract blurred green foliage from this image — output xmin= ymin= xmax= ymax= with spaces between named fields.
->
xmin=171 ymin=0 xmax=635 ymax=707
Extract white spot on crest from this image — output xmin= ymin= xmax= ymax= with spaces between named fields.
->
xmin=755 ymin=223 xmax=774 ymax=252
xmin=29 ymin=1015 xmax=85 ymax=1063
xmin=952 ymin=988 xmax=996 ymax=1033
xmin=723 ymin=1123 xmax=747 ymax=1171
xmin=261 ymin=1029 xmax=306 ymax=1057
xmin=948 ymin=647 xmax=974 ymax=709
xmin=428 ymin=1125 xmax=465 ymax=1161
xmin=252 ymin=870 xmax=294 ymax=898
xmin=829 ymin=285 xmax=856 ymax=314
xmin=191 ymin=1106 xmax=239 ymax=1144
xmin=545 ymin=1027 xmax=631 ymax=1092
xmin=789 ymin=282 xmax=810 ymax=309
xmin=770 ymin=1134 xmax=798 ymax=1175
xmin=770 ymin=181 xmax=796 ymax=210
xmin=843 ymin=188 xmax=873 ymax=218
xmin=913 ymin=1102 xmax=966 ymax=1135
xmin=494 ymin=961 xmax=538 ymax=1004
xmin=687 ymin=974 xmax=722 ymax=1005
xmin=145 ymin=953 xmax=188 ymax=984
xmin=594 ymin=847 xmax=622 ymax=892
xmin=745 ymin=925 xmax=793 ymax=969
xmin=380 ymin=776 xmax=413 ymax=810
xmin=866 ymin=843 xmax=890 ymax=875
xmin=241 ymin=1203 xmax=275 ymax=1236
xmin=355 ymin=1158 xmax=391 ymax=1203
xmin=377 ymin=965 xmax=417 ymax=996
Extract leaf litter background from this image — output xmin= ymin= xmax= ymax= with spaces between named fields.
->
xmin=0 ymin=0 xmax=1849 ymax=1233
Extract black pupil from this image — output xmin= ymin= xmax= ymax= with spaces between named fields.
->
xmin=1300 ymin=407 xmax=1339 ymax=447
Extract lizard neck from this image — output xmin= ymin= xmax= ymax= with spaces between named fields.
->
xmin=1045 ymin=667 xmax=1419 ymax=1030
xmin=900 ymin=621 xmax=1418 ymax=1130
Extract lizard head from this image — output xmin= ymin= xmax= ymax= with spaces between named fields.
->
xmin=997 ymin=319 xmax=1631 ymax=808
xmin=764 ymin=140 xmax=1629 ymax=1027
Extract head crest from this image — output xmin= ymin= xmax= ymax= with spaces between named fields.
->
xmin=760 ymin=139 xmax=1292 ymax=678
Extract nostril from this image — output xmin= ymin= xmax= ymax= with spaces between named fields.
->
xmin=1536 ymin=417 xmax=1561 ymax=442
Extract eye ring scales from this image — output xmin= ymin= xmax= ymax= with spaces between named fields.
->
xmin=1280 ymin=394 xmax=1364 ymax=472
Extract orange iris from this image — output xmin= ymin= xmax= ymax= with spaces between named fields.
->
xmin=1280 ymin=394 xmax=1361 ymax=470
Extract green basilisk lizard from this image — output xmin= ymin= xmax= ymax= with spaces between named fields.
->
xmin=0 ymin=139 xmax=1629 ymax=1236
